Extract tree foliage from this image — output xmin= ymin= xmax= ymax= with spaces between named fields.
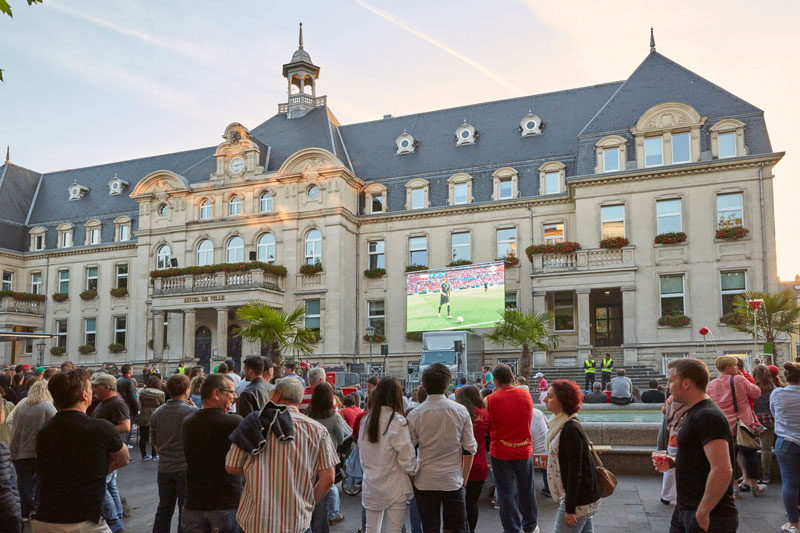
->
xmin=235 ymin=301 xmax=316 ymax=369
xmin=483 ymin=308 xmax=558 ymax=379
xmin=1 ymin=0 xmax=43 ymax=82
xmin=729 ymin=290 xmax=800 ymax=343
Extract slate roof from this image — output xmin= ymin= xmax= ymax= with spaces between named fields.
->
xmin=0 ymin=50 xmax=778 ymax=253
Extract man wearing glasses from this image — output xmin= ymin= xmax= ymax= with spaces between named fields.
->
xmin=182 ymin=374 xmax=243 ymax=533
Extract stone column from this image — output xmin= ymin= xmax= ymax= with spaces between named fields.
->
xmin=216 ymin=307 xmax=228 ymax=360
xmin=153 ymin=311 xmax=165 ymax=361
xmin=533 ymin=289 xmax=549 ymax=366
xmin=183 ymin=310 xmax=196 ymax=362
xmin=622 ymin=286 xmax=638 ymax=365
xmin=576 ymin=289 xmax=592 ymax=364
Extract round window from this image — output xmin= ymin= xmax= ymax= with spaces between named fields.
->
xmin=400 ymin=139 xmax=410 ymax=148
xmin=526 ymin=120 xmax=537 ymax=131
xmin=158 ymin=204 xmax=169 ymax=217
xmin=307 ymin=185 xmax=320 ymax=199
xmin=460 ymin=129 xmax=471 ymax=139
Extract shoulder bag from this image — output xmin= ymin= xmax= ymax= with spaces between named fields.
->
xmin=576 ymin=421 xmax=617 ymax=497
xmin=729 ymin=376 xmax=760 ymax=450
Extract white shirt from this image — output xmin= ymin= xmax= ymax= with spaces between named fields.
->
xmin=235 ymin=379 xmax=250 ymax=395
xmin=358 ymin=406 xmax=417 ymax=510
xmin=407 ymin=394 xmax=477 ymax=491
xmin=530 ymin=408 xmax=548 ymax=455
xmin=226 ymin=372 xmax=242 ymax=387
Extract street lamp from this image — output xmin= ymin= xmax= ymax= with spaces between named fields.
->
xmin=36 ymin=340 xmax=46 ymax=368
xmin=365 ymin=325 xmax=375 ymax=375
xmin=748 ymin=299 xmax=764 ymax=365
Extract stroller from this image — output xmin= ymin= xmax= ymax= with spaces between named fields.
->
xmin=337 ymin=435 xmax=362 ymax=496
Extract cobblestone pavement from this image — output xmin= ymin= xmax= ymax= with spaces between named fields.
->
xmin=26 ymin=456 xmax=790 ymax=532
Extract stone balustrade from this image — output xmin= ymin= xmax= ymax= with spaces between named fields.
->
xmin=153 ymin=268 xmax=282 ymax=296
xmin=531 ymin=246 xmax=635 ymax=274
xmin=0 ymin=296 xmax=43 ymax=315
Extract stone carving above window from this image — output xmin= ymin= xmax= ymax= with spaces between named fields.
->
xmin=68 ymin=181 xmax=89 ymax=201
xmin=108 ymin=174 xmax=129 ymax=196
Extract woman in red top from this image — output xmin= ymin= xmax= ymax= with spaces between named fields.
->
xmin=457 ymin=385 xmax=491 ymax=533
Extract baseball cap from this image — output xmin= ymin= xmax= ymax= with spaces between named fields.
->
xmin=21 ymin=364 xmax=31 ymax=371
xmin=534 ymin=372 xmax=544 ymax=379
xmin=35 ymin=367 xmax=45 ymax=374
xmin=90 ymin=373 xmax=117 ymax=387
xmin=768 ymin=365 xmax=780 ymax=376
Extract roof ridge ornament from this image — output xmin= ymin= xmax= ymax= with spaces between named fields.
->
xmin=299 ymin=22 xmax=304 ymax=50
xmin=650 ymin=27 xmax=656 ymax=53
xmin=4 ymin=146 xmax=8 ymax=163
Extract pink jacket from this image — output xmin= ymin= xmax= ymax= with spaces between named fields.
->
xmin=707 ymin=374 xmax=761 ymax=432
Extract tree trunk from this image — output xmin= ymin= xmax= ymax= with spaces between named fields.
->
xmin=271 ymin=342 xmax=283 ymax=374
xmin=519 ymin=345 xmax=532 ymax=380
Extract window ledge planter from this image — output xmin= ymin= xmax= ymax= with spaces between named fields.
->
xmin=500 ymin=255 xmax=519 ymax=267
xmin=599 ymin=237 xmax=629 ymax=249
xmin=0 ymin=290 xmax=46 ymax=302
xmin=52 ymin=293 xmax=69 ymax=302
xmin=715 ymin=226 xmax=750 ymax=240
xmin=78 ymin=344 xmax=96 ymax=355
xmin=405 ymin=265 xmax=427 ymax=273
xmin=657 ymin=314 xmax=691 ymax=328
xmin=363 ymin=333 xmax=386 ymax=343
xmin=299 ymin=263 xmax=323 ymax=276
xmin=50 ymin=346 xmax=65 ymax=356
xmin=447 ymin=260 xmax=472 ymax=267
xmin=719 ymin=312 xmax=746 ymax=326
xmin=79 ymin=290 xmax=98 ymax=300
xmin=654 ymin=232 xmax=687 ymax=245
xmin=364 ymin=268 xmax=387 ymax=279
xmin=108 ymin=343 xmax=126 ymax=353
xmin=150 ymin=261 xmax=288 ymax=279
xmin=406 ymin=331 xmax=423 ymax=341
xmin=109 ymin=287 xmax=128 ymax=298
xmin=525 ymin=242 xmax=581 ymax=261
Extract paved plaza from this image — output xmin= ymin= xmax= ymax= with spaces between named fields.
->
xmin=34 ymin=457 xmax=784 ymax=533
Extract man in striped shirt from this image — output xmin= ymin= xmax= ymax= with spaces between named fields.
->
xmin=225 ymin=377 xmax=339 ymax=533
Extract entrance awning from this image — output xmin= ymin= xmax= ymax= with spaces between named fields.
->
xmin=0 ymin=331 xmax=58 ymax=343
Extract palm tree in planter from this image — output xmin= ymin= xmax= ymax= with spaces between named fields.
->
xmin=235 ymin=301 xmax=317 ymax=371
xmin=729 ymin=290 xmax=800 ymax=364
xmin=483 ymin=309 xmax=559 ymax=380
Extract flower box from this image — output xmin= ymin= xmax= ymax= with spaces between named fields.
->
xmin=52 ymin=293 xmax=69 ymax=302
xmin=50 ymin=346 xmax=65 ymax=356
xmin=657 ymin=314 xmax=691 ymax=327
xmin=406 ymin=331 xmax=423 ymax=341
xmin=109 ymin=287 xmax=128 ymax=297
xmin=79 ymin=289 xmax=98 ymax=300
xmin=500 ymin=255 xmax=519 ymax=267
xmin=0 ymin=290 xmax=46 ymax=302
xmin=525 ymin=242 xmax=581 ymax=261
xmin=715 ymin=226 xmax=749 ymax=241
xmin=363 ymin=333 xmax=386 ymax=343
xmin=364 ymin=268 xmax=386 ymax=279
xmin=720 ymin=312 xmax=746 ymax=326
xmin=299 ymin=263 xmax=323 ymax=276
xmin=599 ymin=237 xmax=629 ymax=249
xmin=78 ymin=344 xmax=96 ymax=355
xmin=108 ymin=343 xmax=126 ymax=353
xmin=405 ymin=265 xmax=427 ymax=273
xmin=447 ymin=260 xmax=472 ymax=267
xmin=654 ymin=232 xmax=687 ymax=245
xmin=150 ymin=261 xmax=288 ymax=279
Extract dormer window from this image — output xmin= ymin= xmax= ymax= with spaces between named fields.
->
xmin=519 ymin=113 xmax=542 ymax=137
xmin=29 ymin=227 xmax=46 ymax=251
xmin=631 ymin=102 xmax=705 ymax=169
xmin=447 ymin=173 xmax=473 ymax=205
xmin=538 ymin=161 xmax=566 ymax=196
xmin=718 ymin=133 xmax=736 ymax=158
xmin=645 ymin=136 xmax=664 ymax=167
xmin=85 ymin=220 xmax=102 ymax=245
xmin=114 ymin=216 xmax=132 ymax=242
xmin=364 ymin=183 xmax=388 ymax=214
xmin=709 ymin=119 xmax=746 ymax=160
xmin=455 ymin=122 xmax=477 ymax=146
xmin=595 ymin=135 xmax=627 ymax=174
xmin=492 ymin=167 xmax=519 ymax=201
xmin=68 ymin=182 xmax=89 ymax=200
xmin=396 ymin=131 xmax=417 ymax=155
xmin=405 ymin=178 xmax=429 ymax=210
xmin=108 ymin=174 xmax=129 ymax=196
xmin=57 ymin=223 xmax=73 ymax=249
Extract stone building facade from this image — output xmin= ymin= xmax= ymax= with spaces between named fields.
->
xmin=0 ymin=34 xmax=785 ymax=373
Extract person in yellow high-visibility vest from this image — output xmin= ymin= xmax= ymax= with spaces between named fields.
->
xmin=584 ymin=356 xmax=596 ymax=391
xmin=601 ymin=352 xmax=614 ymax=390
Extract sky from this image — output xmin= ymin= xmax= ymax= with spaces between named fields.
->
xmin=1 ymin=0 xmax=798 ymax=278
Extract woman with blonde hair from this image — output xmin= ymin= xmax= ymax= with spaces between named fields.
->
xmin=189 ymin=375 xmax=205 ymax=408
xmin=8 ymin=379 xmax=56 ymax=520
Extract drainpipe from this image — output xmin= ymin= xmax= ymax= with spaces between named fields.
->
xmin=758 ymin=162 xmax=768 ymax=291
xmin=526 ymin=203 xmax=534 ymax=249
xmin=42 ymin=254 xmax=49 ymax=361
xmin=354 ymin=220 xmax=360 ymax=367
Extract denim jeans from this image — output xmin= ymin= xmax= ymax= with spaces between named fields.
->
xmin=13 ymin=458 xmax=37 ymax=518
xmin=326 ymin=484 xmax=340 ymax=520
xmin=182 ymin=508 xmax=238 ymax=533
xmin=669 ymin=508 xmax=739 ymax=533
xmin=491 ymin=456 xmax=538 ymax=533
xmin=408 ymin=497 xmax=422 ymax=533
xmin=553 ymin=502 xmax=594 ymax=533
xmin=775 ymin=436 xmax=800 ymax=523
xmin=153 ymin=470 xmax=186 ymax=533
xmin=103 ymin=471 xmax=124 ymax=533
xmin=310 ymin=491 xmax=330 ymax=533
xmin=413 ymin=486 xmax=468 ymax=533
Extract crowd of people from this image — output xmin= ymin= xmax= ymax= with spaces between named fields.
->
xmin=0 ymin=353 xmax=796 ymax=532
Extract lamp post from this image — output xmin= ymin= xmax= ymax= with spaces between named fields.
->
xmin=366 ymin=325 xmax=375 ymax=375
xmin=36 ymin=340 xmax=46 ymax=368
xmin=748 ymin=299 xmax=764 ymax=365
xmin=699 ymin=327 xmax=710 ymax=357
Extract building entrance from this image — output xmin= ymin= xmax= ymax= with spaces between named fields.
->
xmin=592 ymin=289 xmax=623 ymax=347
xmin=195 ymin=326 xmax=211 ymax=373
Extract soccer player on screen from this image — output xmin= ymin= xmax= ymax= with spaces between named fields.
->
xmin=438 ymin=275 xmax=452 ymax=319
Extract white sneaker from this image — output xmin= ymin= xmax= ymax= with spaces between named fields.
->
xmin=781 ymin=523 xmax=799 ymax=533
xmin=142 ymin=455 xmax=152 ymax=461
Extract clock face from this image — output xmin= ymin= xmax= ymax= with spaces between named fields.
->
xmin=229 ymin=157 xmax=244 ymax=174
xmin=307 ymin=185 xmax=320 ymax=199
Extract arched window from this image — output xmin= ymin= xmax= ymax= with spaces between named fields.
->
xmin=229 ymin=196 xmax=242 ymax=216
xmin=156 ymin=245 xmax=171 ymax=270
xmin=200 ymin=200 xmax=212 ymax=219
xmin=257 ymin=234 xmax=276 ymax=263
xmin=226 ymin=236 xmax=244 ymax=263
xmin=260 ymin=192 xmax=273 ymax=213
xmin=197 ymin=239 xmax=214 ymax=266
xmin=304 ymin=230 xmax=322 ymax=265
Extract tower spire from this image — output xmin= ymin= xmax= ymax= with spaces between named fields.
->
xmin=299 ymin=22 xmax=304 ymax=50
xmin=4 ymin=146 xmax=8 ymax=163
xmin=650 ymin=27 xmax=656 ymax=53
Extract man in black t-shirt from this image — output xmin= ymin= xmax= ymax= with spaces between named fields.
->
xmin=641 ymin=379 xmax=667 ymax=404
xmin=35 ymin=369 xmax=129 ymax=532
xmin=182 ymin=374 xmax=243 ymax=532
xmin=654 ymin=358 xmax=737 ymax=533
xmin=91 ymin=373 xmax=131 ymax=533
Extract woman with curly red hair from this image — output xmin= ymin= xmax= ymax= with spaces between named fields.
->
xmin=544 ymin=379 xmax=602 ymax=532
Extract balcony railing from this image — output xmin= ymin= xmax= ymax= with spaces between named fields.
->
xmin=153 ymin=268 xmax=282 ymax=296
xmin=530 ymin=247 xmax=635 ymax=274
xmin=278 ymin=95 xmax=327 ymax=113
xmin=0 ymin=296 xmax=43 ymax=315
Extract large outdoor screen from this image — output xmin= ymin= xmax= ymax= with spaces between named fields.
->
xmin=406 ymin=262 xmax=505 ymax=332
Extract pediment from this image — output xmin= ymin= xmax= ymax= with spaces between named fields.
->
xmin=130 ymin=170 xmax=191 ymax=199
xmin=275 ymin=148 xmax=346 ymax=180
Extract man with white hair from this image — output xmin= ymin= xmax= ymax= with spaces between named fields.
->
xmin=226 ymin=377 xmax=338 ymax=533
xmin=300 ymin=367 xmax=328 ymax=410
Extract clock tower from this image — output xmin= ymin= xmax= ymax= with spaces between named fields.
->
xmin=211 ymin=122 xmax=263 ymax=180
